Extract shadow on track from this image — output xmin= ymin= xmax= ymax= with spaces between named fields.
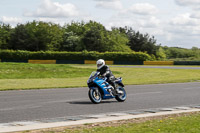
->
xmin=68 ymin=100 xmax=117 ymax=105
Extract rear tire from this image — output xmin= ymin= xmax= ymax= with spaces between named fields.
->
xmin=115 ymin=86 xmax=126 ymax=102
xmin=88 ymin=88 xmax=102 ymax=104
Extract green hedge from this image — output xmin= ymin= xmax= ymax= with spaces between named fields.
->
xmin=174 ymin=61 xmax=200 ymax=65
xmin=0 ymin=50 xmax=152 ymax=61
xmin=0 ymin=50 xmax=30 ymax=60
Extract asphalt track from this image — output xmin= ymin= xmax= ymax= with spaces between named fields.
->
xmin=1 ymin=82 xmax=200 ymax=124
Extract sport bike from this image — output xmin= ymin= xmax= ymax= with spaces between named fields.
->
xmin=87 ymin=71 xmax=127 ymax=104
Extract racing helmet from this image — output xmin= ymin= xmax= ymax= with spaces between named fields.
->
xmin=96 ymin=59 xmax=105 ymax=69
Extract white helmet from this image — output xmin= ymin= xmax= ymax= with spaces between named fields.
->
xmin=96 ymin=59 xmax=105 ymax=69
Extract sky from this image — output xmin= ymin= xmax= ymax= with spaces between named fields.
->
xmin=0 ymin=0 xmax=200 ymax=48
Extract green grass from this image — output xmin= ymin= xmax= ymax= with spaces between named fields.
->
xmin=115 ymin=67 xmax=200 ymax=85
xmin=0 ymin=63 xmax=95 ymax=79
xmin=73 ymin=64 xmax=200 ymax=85
xmin=65 ymin=113 xmax=200 ymax=133
xmin=0 ymin=63 xmax=200 ymax=90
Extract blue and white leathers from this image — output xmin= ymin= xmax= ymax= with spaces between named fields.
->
xmin=87 ymin=71 xmax=126 ymax=104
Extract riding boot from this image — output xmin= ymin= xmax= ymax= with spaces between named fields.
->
xmin=111 ymin=83 xmax=117 ymax=95
xmin=113 ymin=83 xmax=123 ymax=94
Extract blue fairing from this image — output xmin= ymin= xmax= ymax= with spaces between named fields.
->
xmin=93 ymin=77 xmax=114 ymax=99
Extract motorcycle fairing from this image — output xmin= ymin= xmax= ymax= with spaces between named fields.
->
xmin=93 ymin=77 xmax=114 ymax=99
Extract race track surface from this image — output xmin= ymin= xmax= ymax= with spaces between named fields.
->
xmin=0 ymin=82 xmax=200 ymax=123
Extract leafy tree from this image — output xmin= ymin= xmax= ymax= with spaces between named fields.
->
xmin=82 ymin=21 xmax=108 ymax=52
xmin=9 ymin=24 xmax=30 ymax=50
xmin=9 ymin=21 xmax=63 ymax=51
xmin=120 ymin=27 xmax=157 ymax=55
xmin=61 ymin=32 xmax=82 ymax=51
xmin=164 ymin=47 xmax=194 ymax=59
xmin=64 ymin=21 xmax=85 ymax=36
xmin=45 ymin=22 xmax=64 ymax=51
xmin=191 ymin=47 xmax=200 ymax=58
xmin=0 ymin=23 xmax=12 ymax=49
xmin=81 ymin=22 xmax=132 ymax=52
xmin=107 ymin=28 xmax=132 ymax=52
xmin=156 ymin=47 xmax=166 ymax=60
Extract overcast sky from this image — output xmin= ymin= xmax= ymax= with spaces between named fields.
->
xmin=1 ymin=0 xmax=200 ymax=48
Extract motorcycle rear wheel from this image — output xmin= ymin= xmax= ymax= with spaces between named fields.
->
xmin=115 ymin=86 xmax=126 ymax=102
xmin=88 ymin=88 xmax=102 ymax=104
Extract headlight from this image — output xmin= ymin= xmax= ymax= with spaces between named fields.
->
xmin=87 ymin=78 xmax=93 ymax=83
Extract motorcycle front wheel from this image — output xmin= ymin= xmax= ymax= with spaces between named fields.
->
xmin=88 ymin=88 xmax=102 ymax=104
xmin=115 ymin=86 xmax=127 ymax=102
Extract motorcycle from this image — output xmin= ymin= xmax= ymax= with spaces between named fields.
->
xmin=87 ymin=71 xmax=127 ymax=104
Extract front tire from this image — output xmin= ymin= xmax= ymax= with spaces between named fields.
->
xmin=115 ymin=86 xmax=126 ymax=102
xmin=88 ymin=88 xmax=102 ymax=104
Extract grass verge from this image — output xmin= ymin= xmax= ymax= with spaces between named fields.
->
xmin=1 ymin=63 xmax=200 ymax=90
xmin=0 ymin=63 xmax=95 ymax=79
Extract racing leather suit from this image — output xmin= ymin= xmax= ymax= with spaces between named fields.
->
xmin=97 ymin=65 xmax=116 ymax=90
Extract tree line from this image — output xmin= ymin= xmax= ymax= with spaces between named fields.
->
xmin=0 ymin=20 xmax=199 ymax=60
xmin=162 ymin=46 xmax=200 ymax=60
xmin=0 ymin=21 xmax=158 ymax=53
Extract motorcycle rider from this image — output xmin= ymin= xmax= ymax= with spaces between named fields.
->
xmin=96 ymin=59 xmax=123 ymax=95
